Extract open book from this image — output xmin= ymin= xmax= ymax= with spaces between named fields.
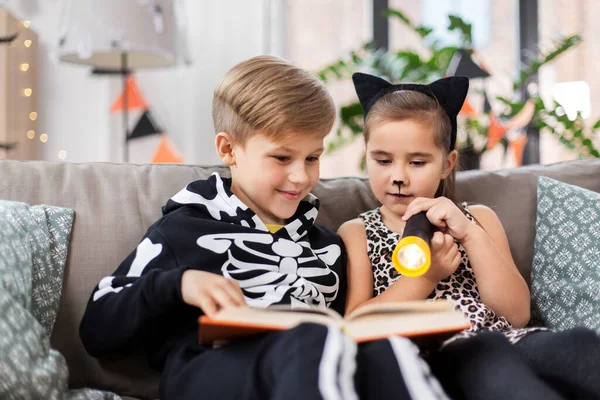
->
xmin=198 ymin=300 xmax=470 ymax=345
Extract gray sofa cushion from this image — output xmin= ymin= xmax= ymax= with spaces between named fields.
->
xmin=0 ymin=158 xmax=599 ymax=399
xmin=455 ymin=159 xmax=600 ymax=285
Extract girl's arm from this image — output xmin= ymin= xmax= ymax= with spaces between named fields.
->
xmin=338 ymin=218 xmax=437 ymax=315
xmin=462 ymin=205 xmax=531 ymax=328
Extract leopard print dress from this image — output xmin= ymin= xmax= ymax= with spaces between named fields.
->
xmin=360 ymin=204 xmax=547 ymax=345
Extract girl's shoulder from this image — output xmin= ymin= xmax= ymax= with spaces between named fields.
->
xmin=337 ymin=216 xmax=370 ymax=247
xmin=461 ymin=203 xmax=496 ymax=219
xmin=460 ymin=203 xmax=506 ymax=235
xmin=337 ymin=217 xmax=366 ymax=236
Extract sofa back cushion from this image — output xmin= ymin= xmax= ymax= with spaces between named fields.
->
xmin=1 ymin=158 xmax=599 ymax=397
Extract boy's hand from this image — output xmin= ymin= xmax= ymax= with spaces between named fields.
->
xmin=422 ymin=231 xmax=461 ymax=284
xmin=181 ymin=270 xmax=246 ymax=317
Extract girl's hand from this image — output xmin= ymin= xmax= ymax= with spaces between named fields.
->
xmin=422 ymin=231 xmax=462 ymax=284
xmin=402 ymin=197 xmax=474 ymax=242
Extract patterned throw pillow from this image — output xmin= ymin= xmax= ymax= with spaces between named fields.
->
xmin=0 ymin=200 xmax=120 ymax=399
xmin=29 ymin=204 xmax=75 ymax=335
xmin=530 ymin=177 xmax=600 ymax=333
xmin=0 ymin=200 xmax=74 ymax=334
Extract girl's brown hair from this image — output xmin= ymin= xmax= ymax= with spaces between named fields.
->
xmin=364 ymin=90 xmax=457 ymax=201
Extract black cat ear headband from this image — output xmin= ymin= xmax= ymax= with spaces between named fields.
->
xmin=352 ymin=72 xmax=469 ymax=150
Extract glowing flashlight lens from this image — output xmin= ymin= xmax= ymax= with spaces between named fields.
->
xmin=397 ymin=244 xmax=426 ymax=270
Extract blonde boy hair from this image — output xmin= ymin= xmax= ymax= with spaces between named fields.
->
xmin=213 ymin=55 xmax=335 ymax=144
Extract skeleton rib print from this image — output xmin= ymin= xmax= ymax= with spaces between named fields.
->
xmin=93 ymin=172 xmax=342 ymax=310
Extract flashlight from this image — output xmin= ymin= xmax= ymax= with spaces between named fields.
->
xmin=392 ymin=211 xmax=434 ymax=277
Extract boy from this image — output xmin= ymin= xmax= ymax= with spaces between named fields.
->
xmin=80 ymin=56 xmax=445 ymax=400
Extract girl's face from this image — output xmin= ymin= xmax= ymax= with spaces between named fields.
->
xmin=365 ymin=118 xmax=457 ymax=217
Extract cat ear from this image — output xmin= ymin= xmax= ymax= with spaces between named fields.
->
xmin=352 ymin=73 xmax=392 ymax=115
xmin=429 ymin=76 xmax=469 ymax=117
xmin=429 ymin=76 xmax=469 ymax=150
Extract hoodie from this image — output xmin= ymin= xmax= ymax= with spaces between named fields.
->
xmin=79 ymin=172 xmax=347 ymax=370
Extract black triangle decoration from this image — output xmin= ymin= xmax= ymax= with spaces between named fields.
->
xmin=448 ymin=50 xmax=490 ymax=79
xmin=129 ymin=110 xmax=162 ymax=140
xmin=483 ymin=91 xmax=492 ymax=113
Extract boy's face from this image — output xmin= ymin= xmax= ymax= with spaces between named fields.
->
xmin=365 ymin=119 xmax=455 ymax=217
xmin=224 ymin=132 xmax=325 ymax=225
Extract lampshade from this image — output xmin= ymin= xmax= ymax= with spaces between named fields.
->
xmin=57 ymin=0 xmax=178 ymax=69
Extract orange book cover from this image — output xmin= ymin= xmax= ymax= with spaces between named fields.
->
xmin=198 ymin=300 xmax=470 ymax=345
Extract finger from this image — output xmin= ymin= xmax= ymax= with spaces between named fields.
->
xmin=211 ymin=286 xmax=238 ymax=309
xmin=425 ymin=205 xmax=449 ymax=229
xmin=198 ymin=293 xmax=219 ymax=317
xmin=449 ymin=243 xmax=460 ymax=262
xmin=402 ymin=198 xmax=437 ymax=220
xmin=224 ymin=280 xmax=246 ymax=305
xmin=431 ymin=231 xmax=444 ymax=249
xmin=443 ymin=234 xmax=455 ymax=250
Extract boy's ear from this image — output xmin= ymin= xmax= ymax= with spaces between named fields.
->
xmin=215 ymin=132 xmax=236 ymax=166
xmin=443 ymin=150 xmax=458 ymax=178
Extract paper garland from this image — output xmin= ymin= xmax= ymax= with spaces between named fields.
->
xmin=110 ymin=75 xmax=184 ymax=163
xmin=110 ymin=76 xmax=148 ymax=112
xmin=151 ymin=135 xmax=184 ymax=163
xmin=129 ymin=110 xmax=162 ymax=139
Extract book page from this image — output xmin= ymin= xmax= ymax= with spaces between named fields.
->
xmin=345 ymin=309 xmax=470 ymax=342
xmin=206 ymin=304 xmax=344 ymax=327
xmin=344 ymin=299 xmax=457 ymax=321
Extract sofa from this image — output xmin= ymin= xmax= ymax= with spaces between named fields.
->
xmin=0 ymin=158 xmax=599 ymax=399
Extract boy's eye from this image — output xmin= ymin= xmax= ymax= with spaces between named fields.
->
xmin=411 ymin=161 xmax=426 ymax=166
xmin=376 ymin=159 xmax=391 ymax=165
xmin=273 ymin=156 xmax=290 ymax=162
xmin=306 ymin=156 xmax=320 ymax=163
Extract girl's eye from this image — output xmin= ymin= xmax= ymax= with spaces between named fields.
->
xmin=376 ymin=159 xmax=391 ymax=165
xmin=273 ymin=156 xmax=290 ymax=162
xmin=411 ymin=161 xmax=426 ymax=166
xmin=306 ymin=156 xmax=320 ymax=163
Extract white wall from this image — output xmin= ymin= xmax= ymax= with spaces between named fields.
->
xmin=4 ymin=0 xmax=276 ymax=164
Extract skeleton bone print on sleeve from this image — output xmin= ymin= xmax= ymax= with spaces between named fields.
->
xmin=197 ymin=232 xmax=341 ymax=309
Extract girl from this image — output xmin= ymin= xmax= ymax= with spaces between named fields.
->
xmin=339 ymin=72 xmax=600 ymax=400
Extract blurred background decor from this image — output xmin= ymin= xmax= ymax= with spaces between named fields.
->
xmin=0 ymin=7 xmax=39 ymax=160
xmin=56 ymin=0 xmax=182 ymax=162
xmin=2 ymin=0 xmax=600 ymax=174
xmin=317 ymin=8 xmax=598 ymax=170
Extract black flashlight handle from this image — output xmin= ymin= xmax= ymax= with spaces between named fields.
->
xmin=401 ymin=212 xmax=434 ymax=243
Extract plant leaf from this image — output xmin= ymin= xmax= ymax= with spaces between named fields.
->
xmin=447 ymin=15 xmax=473 ymax=46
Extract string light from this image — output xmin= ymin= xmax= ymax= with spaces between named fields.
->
xmin=39 ymin=133 xmax=48 ymax=143
xmin=12 ymin=17 xmax=37 ymax=158
xmin=58 ymin=150 xmax=67 ymax=160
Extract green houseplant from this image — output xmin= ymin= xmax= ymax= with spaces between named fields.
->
xmin=317 ymin=9 xmax=599 ymax=170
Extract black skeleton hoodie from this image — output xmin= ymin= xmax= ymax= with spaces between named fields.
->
xmin=79 ymin=172 xmax=347 ymax=370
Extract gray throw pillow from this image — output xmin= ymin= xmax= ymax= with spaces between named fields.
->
xmin=0 ymin=200 xmax=120 ymax=399
xmin=530 ymin=177 xmax=600 ymax=333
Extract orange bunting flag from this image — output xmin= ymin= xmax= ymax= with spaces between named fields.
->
xmin=110 ymin=75 xmax=149 ymax=113
xmin=509 ymin=134 xmax=528 ymax=166
xmin=151 ymin=135 xmax=184 ymax=163
xmin=460 ymin=99 xmax=478 ymax=116
xmin=487 ymin=112 xmax=507 ymax=150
